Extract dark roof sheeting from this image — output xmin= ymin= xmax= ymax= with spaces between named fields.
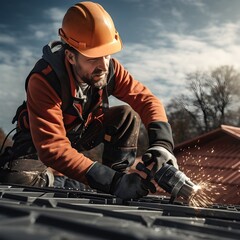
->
xmin=0 ymin=184 xmax=240 ymax=240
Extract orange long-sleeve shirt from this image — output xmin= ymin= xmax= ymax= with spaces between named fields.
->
xmin=27 ymin=57 xmax=168 ymax=183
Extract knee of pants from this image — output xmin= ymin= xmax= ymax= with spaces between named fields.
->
xmin=112 ymin=105 xmax=139 ymax=120
xmin=103 ymin=105 xmax=140 ymax=146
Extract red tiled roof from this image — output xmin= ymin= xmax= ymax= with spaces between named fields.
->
xmin=173 ymin=125 xmax=240 ymax=205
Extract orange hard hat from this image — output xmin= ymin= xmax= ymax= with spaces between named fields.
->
xmin=59 ymin=1 xmax=122 ymax=58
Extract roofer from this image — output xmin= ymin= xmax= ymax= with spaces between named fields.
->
xmin=0 ymin=1 xmax=178 ymax=199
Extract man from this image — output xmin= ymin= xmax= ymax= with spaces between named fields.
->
xmin=0 ymin=2 xmax=178 ymax=199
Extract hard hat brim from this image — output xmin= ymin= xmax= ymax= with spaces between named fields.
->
xmin=76 ymin=38 xmax=123 ymax=58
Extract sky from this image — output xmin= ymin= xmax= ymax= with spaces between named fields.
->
xmin=1 ymin=0 xmax=240 ymax=133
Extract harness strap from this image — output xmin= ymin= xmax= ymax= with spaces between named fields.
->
xmin=42 ymin=42 xmax=72 ymax=112
xmin=14 ymin=42 xmax=116 ymax=130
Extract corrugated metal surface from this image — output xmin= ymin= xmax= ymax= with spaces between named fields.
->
xmin=173 ymin=125 xmax=240 ymax=205
xmin=0 ymin=184 xmax=240 ymax=240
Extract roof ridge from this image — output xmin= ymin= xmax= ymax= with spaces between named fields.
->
xmin=221 ymin=125 xmax=240 ymax=139
xmin=175 ymin=125 xmax=240 ymax=149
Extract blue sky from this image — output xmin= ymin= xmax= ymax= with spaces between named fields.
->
xmin=1 ymin=0 xmax=240 ymax=133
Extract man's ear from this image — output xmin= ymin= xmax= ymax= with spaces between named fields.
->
xmin=65 ymin=49 xmax=76 ymax=64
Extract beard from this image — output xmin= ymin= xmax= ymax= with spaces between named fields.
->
xmin=82 ymin=69 xmax=108 ymax=89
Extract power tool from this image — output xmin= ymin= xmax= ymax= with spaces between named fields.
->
xmin=136 ymin=161 xmax=200 ymax=203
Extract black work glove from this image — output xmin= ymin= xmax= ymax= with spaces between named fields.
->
xmin=112 ymin=172 xmax=156 ymax=199
xmin=86 ymin=162 xmax=155 ymax=200
xmin=143 ymin=121 xmax=179 ymax=171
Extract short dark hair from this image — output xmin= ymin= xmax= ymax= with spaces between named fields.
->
xmin=62 ymin=41 xmax=79 ymax=56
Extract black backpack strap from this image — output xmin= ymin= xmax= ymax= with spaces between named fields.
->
xmin=16 ymin=44 xmax=116 ymax=127
xmin=42 ymin=42 xmax=72 ymax=112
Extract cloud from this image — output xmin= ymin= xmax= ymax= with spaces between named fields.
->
xmin=0 ymin=45 xmax=38 ymax=133
xmin=179 ymin=0 xmax=205 ymax=8
xmin=27 ymin=7 xmax=64 ymax=41
xmin=1 ymin=2 xmax=240 ymax=133
xmin=45 ymin=7 xmax=65 ymax=22
xmin=116 ymin=20 xmax=240 ymax=107
xmin=171 ymin=8 xmax=183 ymax=19
xmin=198 ymin=23 xmax=240 ymax=47
xmin=0 ymin=34 xmax=16 ymax=44
xmin=0 ymin=6 xmax=66 ymax=133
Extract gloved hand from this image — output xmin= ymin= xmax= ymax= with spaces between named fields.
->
xmin=112 ymin=172 xmax=156 ymax=200
xmin=142 ymin=146 xmax=179 ymax=171
xmin=85 ymin=162 xmax=155 ymax=200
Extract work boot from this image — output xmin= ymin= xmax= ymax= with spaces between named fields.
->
xmin=0 ymin=158 xmax=54 ymax=187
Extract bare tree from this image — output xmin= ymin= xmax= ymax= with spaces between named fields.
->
xmin=207 ymin=65 xmax=240 ymax=126
xmin=166 ymin=65 xmax=240 ymax=144
xmin=167 ymin=98 xmax=199 ymax=144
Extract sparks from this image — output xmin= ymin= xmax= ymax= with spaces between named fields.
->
xmin=188 ymin=181 xmax=217 ymax=208
xmin=179 ymin=146 xmax=227 ymax=208
xmin=192 ymin=184 xmax=201 ymax=192
xmin=186 ymin=179 xmax=226 ymax=208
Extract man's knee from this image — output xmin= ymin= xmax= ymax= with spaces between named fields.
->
xmin=102 ymin=105 xmax=140 ymax=172
xmin=109 ymin=105 xmax=139 ymax=121
xmin=104 ymin=105 xmax=140 ymax=143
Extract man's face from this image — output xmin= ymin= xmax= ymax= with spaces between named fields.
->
xmin=71 ymin=52 xmax=110 ymax=89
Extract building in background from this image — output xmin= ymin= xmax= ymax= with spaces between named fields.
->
xmin=174 ymin=125 xmax=240 ymax=205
